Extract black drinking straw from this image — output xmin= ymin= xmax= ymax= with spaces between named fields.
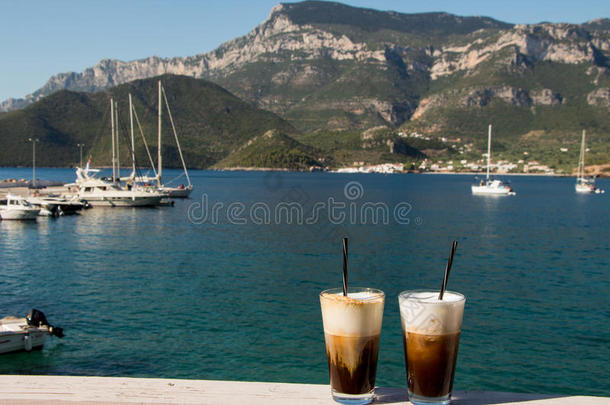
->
xmin=342 ymin=237 xmax=348 ymax=296
xmin=439 ymin=240 xmax=458 ymax=300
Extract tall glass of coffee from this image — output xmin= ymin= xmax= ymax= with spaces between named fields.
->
xmin=398 ymin=290 xmax=465 ymax=405
xmin=320 ymin=287 xmax=385 ymax=405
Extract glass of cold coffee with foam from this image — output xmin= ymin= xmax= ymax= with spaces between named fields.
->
xmin=320 ymin=287 xmax=385 ymax=404
xmin=398 ymin=290 xmax=465 ymax=405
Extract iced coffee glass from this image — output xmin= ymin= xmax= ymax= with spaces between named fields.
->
xmin=320 ymin=287 xmax=385 ymax=405
xmin=398 ymin=290 xmax=465 ymax=405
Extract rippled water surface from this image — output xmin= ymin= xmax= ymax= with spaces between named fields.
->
xmin=1 ymin=168 xmax=608 ymax=396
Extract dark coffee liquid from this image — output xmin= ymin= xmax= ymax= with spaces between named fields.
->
xmin=403 ymin=331 xmax=460 ymax=398
xmin=325 ymin=333 xmax=380 ymax=395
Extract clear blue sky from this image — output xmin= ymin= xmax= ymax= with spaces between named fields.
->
xmin=1 ymin=0 xmax=608 ymax=101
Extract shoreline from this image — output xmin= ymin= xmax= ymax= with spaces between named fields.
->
xmin=0 ymin=166 xmax=607 ymax=178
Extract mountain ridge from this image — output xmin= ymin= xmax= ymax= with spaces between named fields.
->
xmin=2 ymin=1 xmax=608 ymax=116
xmin=1 ymin=1 xmax=609 ymax=172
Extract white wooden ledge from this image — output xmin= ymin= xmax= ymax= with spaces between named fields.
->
xmin=0 ymin=376 xmax=607 ymax=405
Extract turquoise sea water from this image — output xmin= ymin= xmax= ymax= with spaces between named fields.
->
xmin=0 ymin=168 xmax=608 ymax=396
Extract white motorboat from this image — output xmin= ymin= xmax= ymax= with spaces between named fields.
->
xmin=0 ymin=194 xmax=40 ymax=220
xmin=0 ymin=309 xmax=64 ymax=355
xmin=471 ymin=125 xmax=515 ymax=196
xmin=575 ymin=130 xmax=605 ymax=194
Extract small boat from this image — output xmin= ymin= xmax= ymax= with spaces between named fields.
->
xmin=472 ymin=178 xmax=516 ymax=195
xmin=575 ymin=130 xmax=605 ymax=194
xmin=27 ymin=195 xmax=87 ymax=216
xmin=471 ymin=125 xmax=515 ymax=196
xmin=160 ymin=184 xmax=193 ymax=198
xmin=0 ymin=309 xmax=64 ymax=354
xmin=0 ymin=194 xmax=40 ymax=220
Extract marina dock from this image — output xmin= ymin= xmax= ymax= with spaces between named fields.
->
xmin=0 ymin=376 xmax=606 ymax=404
xmin=0 ymin=185 xmax=72 ymax=198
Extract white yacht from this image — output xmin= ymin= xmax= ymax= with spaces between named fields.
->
xmin=575 ymin=130 xmax=604 ymax=194
xmin=0 ymin=194 xmax=40 ymax=220
xmin=471 ymin=125 xmax=515 ymax=196
xmin=73 ymin=168 xmax=165 ymax=207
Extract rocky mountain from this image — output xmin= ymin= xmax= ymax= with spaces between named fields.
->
xmin=3 ymin=3 xmax=607 ymax=117
xmin=1 ymin=1 xmax=609 ymax=170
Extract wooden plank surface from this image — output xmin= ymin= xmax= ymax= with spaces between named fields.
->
xmin=0 ymin=376 xmax=607 ymax=405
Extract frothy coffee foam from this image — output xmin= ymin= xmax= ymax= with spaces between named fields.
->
xmin=399 ymin=291 xmax=465 ymax=335
xmin=320 ymin=291 xmax=384 ymax=337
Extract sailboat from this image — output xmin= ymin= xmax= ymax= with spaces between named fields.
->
xmin=126 ymin=81 xmax=193 ymax=198
xmin=71 ymin=99 xmax=166 ymax=207
xmin=575 ymin=130 xmax=604 ymax=194
xmin=155 ymin=81 xmax=193 ymax=198
xmin=471 ymin=125 xmax=515 ymax=195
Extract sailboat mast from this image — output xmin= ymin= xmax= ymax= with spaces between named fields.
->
xmin=579 ymin=130 xmax=586 ymax=179
xmin=486 ymin=124 xmax=492 ymax=181
xmin=129 ymin=93 xmax=136 ymax=177
xmin=115 ymin=101 xmax=121 ymax=180
xmin=111 ymin=98 xmax=116 ymax=181
xmin=157 ymin=81 xmax=162 ymax=187
xmin=161 ymin=84 xmax=191 ymax=187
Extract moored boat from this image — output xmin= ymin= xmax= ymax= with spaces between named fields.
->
xmin=160 ymin=184 xmax=193 ymax=198
xmin=471 ymin=125 xmax=515 ymax=196
xmin=27 ymin=195 xmax=87 ymax=216
xmin=73 ymin=168 xmax=165 ymax=207
xmin=575 ymin=130 xmax=605 ymax=194
xmin=0 ymin=194 xmax=40 ymax=220
xmin=154 ymin=81 xmax=193 ymax=198
xmin=471 ymin=179 xmax=515 ymax=195
xmin=0 ymin=309 xmax=64 ymax=354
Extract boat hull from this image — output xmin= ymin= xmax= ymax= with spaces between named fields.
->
xmin=0 ymin=331 xmax=46 ymax=354
xmin=575 ymin=184 xmax=594 ymax=193
xmin=0 ymin=317 xmax=48 ymax=354
xmin=29 ymin=197 xmax=85 ymax=215
xmin=162 ymin=186 xmax=192 ymax=198
xmin=80 ymin=196 xmax=164 ymax=207
xmin=56 ymin=202 xmax=86 ymax=214
xmin=471 ymin=185 xmax=514 ymax=195
xmin=0 ymin=208 xmax=40 ymax=220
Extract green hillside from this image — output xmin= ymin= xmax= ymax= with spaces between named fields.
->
xmin=214 ymin=129 xmax=326 ymax=170
xmin=0 ymin=75 xmax=297 ymax=168
xmin=403 ymin=59 xmax=610 ymax=171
